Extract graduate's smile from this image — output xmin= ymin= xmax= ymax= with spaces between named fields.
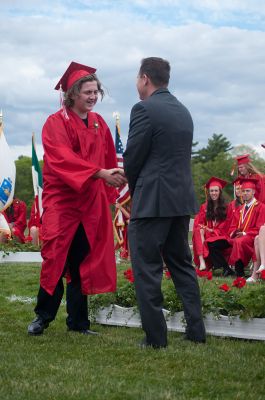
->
xmin=71 ymin=81 xmax=99 ymax=117
xmin=209 ymin=186 xmax=220 ymax=202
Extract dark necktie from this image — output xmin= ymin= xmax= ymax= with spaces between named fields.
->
xmin=244 ymin=205 xmax=249 ymax=217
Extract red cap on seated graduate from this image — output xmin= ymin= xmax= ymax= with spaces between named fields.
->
xmin=54 ymin=61 xmax=96 ymax=92
xmin=236 ymin=154 xmax=250 ymax=166
xmin=205 ymin=177 xmax=227 ymax=190
xmin=232 ymin=177 xmax=241 ymax=186
xmin=239 ymin=177 xmax=258 ymax=190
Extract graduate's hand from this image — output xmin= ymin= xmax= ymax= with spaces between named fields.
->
xmin=235 ymin=231 xmax=244 ymax=238
xmin=112 ymin=168 xmax=126 ymax=177
xmin=94 ymin=168 xmax=127 ymax=187
xmin=198 ymin=224 xmax=206 ymax=229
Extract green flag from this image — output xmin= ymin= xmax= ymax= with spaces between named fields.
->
xmin=32 ymin=134 xmax=43 ymax=216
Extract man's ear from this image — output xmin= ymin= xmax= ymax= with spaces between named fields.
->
xmin=142 ymin=74 xmax=148 ymax=85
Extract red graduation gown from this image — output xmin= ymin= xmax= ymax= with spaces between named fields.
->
xmin=40 ymin=108 xmax=118 ymax=296
xmin=4 ymin=198 xmax=27 ymax=243
xmin=192 ymin=202 xmax=232 ymax=268
xmin=227 ymin=199 xmax=242 ymax=215
xmin=228 ymin=200 xmax=265 ymax=266
xmin=253 ymin=174 xmax=265 ymax=204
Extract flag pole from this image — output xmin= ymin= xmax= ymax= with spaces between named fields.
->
xmin=32 ymin=132 xmax=36 ymax=150
xmin=112 ymin=111 xmax=120 ymax=133
xmin=112 ymin=111 xmax=120 ymax=122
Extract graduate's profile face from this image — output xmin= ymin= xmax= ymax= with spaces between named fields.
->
xmin=235 ymin=185 xmax=242 ymax=198
xmin=71 ymin=81 xmax=99 ymax=116
xmin=209 ymin=186 xmax=220 ymax=201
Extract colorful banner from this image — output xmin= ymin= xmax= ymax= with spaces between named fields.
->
xmin=0 ymin=112 xmax=16 ymax=212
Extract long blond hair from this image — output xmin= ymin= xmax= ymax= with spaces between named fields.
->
xmin=238 ymin=162 xmax=262 ymax=176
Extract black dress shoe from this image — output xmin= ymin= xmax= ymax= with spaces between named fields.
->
xmin=68 ymin=329 xmax=99 ymax=335
xmin=235 ymin=261 xmax=245 ymax=277
xmin=138 ymin=338 xmax=167 ymax=349
xmin=28 ymin=315 xmax=49 ymax=335
xmin=183 ymin=334 xmax=206 ymax=344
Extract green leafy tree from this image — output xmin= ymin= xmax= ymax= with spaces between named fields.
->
xmin=193 ymin=134 xmax=233 ymax=164
xmin=192 ymin=140 xmax=199 ymax=156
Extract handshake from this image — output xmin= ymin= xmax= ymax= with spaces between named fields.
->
xmin=94 ymin=168 xmax=127 ymax=187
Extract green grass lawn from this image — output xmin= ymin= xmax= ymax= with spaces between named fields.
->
xmin=0 ymin=263 xmax=265 ymax=400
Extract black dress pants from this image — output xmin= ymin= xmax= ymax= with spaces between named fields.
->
xmin=128 ymin=216 xmax=206 ymax=347
xmin=34 ymin=224 xmax=90 ymax=331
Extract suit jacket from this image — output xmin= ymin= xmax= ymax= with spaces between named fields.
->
xmin=123 ymin=88 xmax=198 ymax=219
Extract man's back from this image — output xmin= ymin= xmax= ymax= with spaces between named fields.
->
xmin=124 ymin=88 xmax=198 ymax=218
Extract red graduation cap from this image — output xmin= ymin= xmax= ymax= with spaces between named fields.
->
xmin=232 ymin=177 xmax=241 ymax=186
xmin=239 ymin=177 xmax=258 ymax=190
xmin=205 ymin=176 xmax=227 ymax=190
xmin=235 ymin=154 xmax=251 ymax=166
xmin=54 ymin=61 xmax=96 ymax=92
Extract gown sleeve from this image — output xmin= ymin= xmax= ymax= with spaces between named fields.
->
xmin=42 ymin=114 xmax=100 ymax=193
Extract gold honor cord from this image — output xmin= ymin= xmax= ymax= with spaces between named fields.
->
xmin=237 ymin=201 xmax=257 ymax=232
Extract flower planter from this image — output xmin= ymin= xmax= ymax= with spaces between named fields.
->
xmin=95 ymin=305 xmax=265 ymax=341
xmin=0 ymin=251 xmax=119 ymax=264
xmin=0 ymin=251 xmax=42 ymax=263
xmin=95 ymin=305 xmax=142 ymax=328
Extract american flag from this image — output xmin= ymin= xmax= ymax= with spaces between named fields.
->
xmin=113 ymin=113 xmax=131 ymax=259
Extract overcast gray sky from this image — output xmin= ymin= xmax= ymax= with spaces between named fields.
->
xmin=1 ymin=0 xmax=265 ymax=159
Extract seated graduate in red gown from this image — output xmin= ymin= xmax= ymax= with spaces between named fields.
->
xmin=208 ymin=178 xmax=265 ymax=277
xmin=3 ymin=197 xmax=27 ymax=243
xmin=227 ymin=177 xmax=243 ymax=216
xmin=233 ymin=154 xmax=265 ymax=204
xmin=228 ymin=177 xmax=265 ymax=276
xmin=192 ymin=177 xmax=232 ymax=272
xmin=27 ymin=198 xmax=42 ymax=246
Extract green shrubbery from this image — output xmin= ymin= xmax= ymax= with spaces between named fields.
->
xmin=0 ymin=239 xmax=40 ymax=254
xmin=90 ymin=264 xmax=265 ymax=321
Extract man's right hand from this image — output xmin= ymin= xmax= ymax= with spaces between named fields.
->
xmin=93 ymin=168 xmax=127 ymax=187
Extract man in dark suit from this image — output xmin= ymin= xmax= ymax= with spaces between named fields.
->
xmin=123 ymin=57 xmax=206 ymax=348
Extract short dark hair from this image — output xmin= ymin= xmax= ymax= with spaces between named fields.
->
xmin=139 ymin=57 xmax=170 ymax=87
xmin=64 ymin=73 xmax=104 ymax=108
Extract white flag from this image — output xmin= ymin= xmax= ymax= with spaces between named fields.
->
xmin=0 ymin=112 xmax=16 ymax=212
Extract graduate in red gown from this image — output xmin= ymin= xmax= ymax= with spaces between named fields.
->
xmin=234 ymin=154 xmax=265 ymax=204
xmin=208 ymin=177 xmax=265 ymax=277
xmin=228 ymin=178 xmax=265 ymax=276
xmin=28 ymin=61 xmax=127 ymax=336
xmin=227 ymin=177 xmax=243 ymax=216
xmin=192 ymin=177 xmax=232 ymax=273
xmin=27 ymin=198 xmax=42 ymax=245
xmin=4 ymin=197 xmax=27 ymax=243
